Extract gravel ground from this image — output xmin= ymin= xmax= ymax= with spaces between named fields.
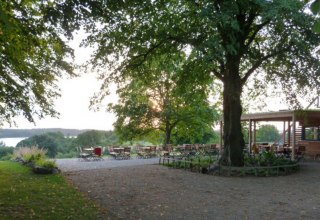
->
xmin=62 ymin=161 xmax=320 ymax=220
xmin=56 ymin=157 xmax=159 ymax=172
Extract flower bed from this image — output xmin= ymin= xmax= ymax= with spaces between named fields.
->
xmin=219 ymin=163 xmax=299 ymax=177
xmin=160 ymin=151 xmax=300 ymax=177
xmin=12 ymin=146 xmax=59 ymax=174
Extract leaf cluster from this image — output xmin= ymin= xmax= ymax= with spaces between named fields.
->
xmin=0 ymin=1 xmax=74 ymax=125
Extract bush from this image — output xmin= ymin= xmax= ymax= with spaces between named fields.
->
xmin=0 ymin=147 xmax=14 ymax=160
xmin=244 ymin=151 xmax=296 ymax=167
xmin=34 ymin=158 xmax=57 ymax=169
xmin=56 ymin=151 xmax=78 ymax=159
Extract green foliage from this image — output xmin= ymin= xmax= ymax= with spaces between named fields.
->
xmin=171 ymin=126 xmax=219 ymax=145
xmin=34 ymin=158 xmax=57 ymax=169
xmin=13 ymin=131 xmax=119 ymax=158
xmin=311 ymin=0 xmax=320 ymax=32
xmin=76 ymin=130 xmax=118 ymax=147
xmin=0 ymin=161 xmax=105 ymax=219
xmin=0 ymin=146 xmax=14 ymax=160
xmin=0 ymin=1 xmax=74 ymax=125
xmin=256 ymin=125 xmax=280 ymax=142
xmin=16 ymin=133 xmax=61 ymax=158
xmin=164 ymin=155 xmax=216 ymax=170
xmin=244 ymin=151 xmax=296 ymax=167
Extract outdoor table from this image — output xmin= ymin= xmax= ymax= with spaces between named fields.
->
xmin=259 ymin=145 xmax=271 ymax=151
xmin=83 ymin=147 xmax=94 ymax=153
xmin=113 ymin=148 xmax=124 ymax=153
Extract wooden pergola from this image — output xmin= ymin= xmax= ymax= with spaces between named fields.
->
xmin=220 ymin=110 xmax=320 ymax=160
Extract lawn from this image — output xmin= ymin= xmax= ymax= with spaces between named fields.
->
xmin=0 ymin=161 xmax=107 ymax=220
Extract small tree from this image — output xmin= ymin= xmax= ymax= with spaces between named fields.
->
xmin=256 ymin=125 xmax=280 ymax=143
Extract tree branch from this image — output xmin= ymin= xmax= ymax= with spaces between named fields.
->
xmin=128 ymin=41 xmax=165 ymax=68
xmin=240 ymin=44 xmax=292 ymax=85
xmin=243 ymin=20 xmax=271 ymax=54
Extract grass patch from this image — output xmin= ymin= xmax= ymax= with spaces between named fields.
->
xmin=0 ymin=161 xmax=107 ymax=219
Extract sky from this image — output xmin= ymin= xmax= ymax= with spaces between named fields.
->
xmin=5 ymin=74 xmax=118 ymax=131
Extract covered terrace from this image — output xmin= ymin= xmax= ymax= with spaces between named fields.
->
xmin=240 ymin=110 xmax=320 ymax=160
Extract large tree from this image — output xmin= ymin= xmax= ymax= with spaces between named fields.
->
xmin=57 ymin=0 xmax=320 ymax=166
xmin=0 ymin=1 xmax=74 ymax=125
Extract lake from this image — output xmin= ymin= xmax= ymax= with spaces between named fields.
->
xmin=0 ymin=137 xmax=27 ymax=147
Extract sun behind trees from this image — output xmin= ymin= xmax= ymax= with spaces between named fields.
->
xmin=108 ymin=54 xmax=219 ymax=145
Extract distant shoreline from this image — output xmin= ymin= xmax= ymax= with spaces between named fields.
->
xmin=0 ymin=128 xmax=109 ymax=138
xmin=0 ymin=137 xmax=27 ymax=147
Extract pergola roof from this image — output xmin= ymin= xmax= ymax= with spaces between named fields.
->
xmin=241 ymin=110 xmax=320 ymax=126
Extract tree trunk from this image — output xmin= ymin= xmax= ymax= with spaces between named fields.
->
xmin=165 ymin=125 xmax=172 ymax=145
xmin=220 ymin=71 xmax=245 ymax=166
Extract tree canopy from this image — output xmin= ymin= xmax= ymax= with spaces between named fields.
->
xmin=0 ymin=1 xmax=74 ymax=125
xmin=256 ymin=125 xmax=280 ymax=143
xmin=55 ymin=0 xmax=320 ymax=166
xmin=76 ymin=130 xmax=118 ymax=147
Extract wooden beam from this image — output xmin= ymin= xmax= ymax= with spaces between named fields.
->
xmin=292 ymin=114 xmax=296 ymax=160
xmin=253 ymin=121 xmax=256 ymax=144
xmin=288 ymin=121 xmax=291 ymax=147
xmin=283 ymin=121 xmax=286 ymax=146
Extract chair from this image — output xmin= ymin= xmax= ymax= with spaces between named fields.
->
xmin=161 ymin=144 xmax=173 ymax=157
xmin=108 ymin=147 xmax=119 ymax=159
xmin=93 ymin=147 xmax=104 ymax=161
xmin=149 ymin=146 xmax=157 ymax=157
xmin=123 ymin=147 xmax=131 ymax=159
xmin=77 ymin=147 xmax=91 ymax=161
xmin=296 ymin=145 xmax=306 ymax=161
xmin=252 ymin=144 xmax=259 ymax=154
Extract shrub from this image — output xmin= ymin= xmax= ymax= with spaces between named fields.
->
xmin=244 ymin=151 xmax=296 ymax=167
xmin=34 ymin=158 xmax=58 ymax=169
xmin=0 ymin=147 xmax=14 ymax=160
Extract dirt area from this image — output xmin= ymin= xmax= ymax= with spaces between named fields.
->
xmin=65 ymin=162 xmax=320 ymax=220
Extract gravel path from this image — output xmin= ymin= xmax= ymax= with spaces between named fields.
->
xmin=56 ymin=157 xmax=159 ymax=172
xmin=64 ymin=161 xmax=320 ymax=220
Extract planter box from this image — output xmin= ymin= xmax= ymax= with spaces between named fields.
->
xmin=32 ymin=166 xmax=60 ymax=174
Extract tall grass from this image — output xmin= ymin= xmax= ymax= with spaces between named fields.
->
xmin=12 ymin=146 xmax=47 ymax=163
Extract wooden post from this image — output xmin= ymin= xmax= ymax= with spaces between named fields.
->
xmin=248 ymin=119 xmax=252 ymax=153
xmin=253 ymin=121 xmax=257 ymax=145
xmin=220 ymin=120 xmax=223 ymax=152
xmin=288 ymin=121 xmax=291 ymax=147
xmin=283 ymin=121 xmax=286 ymax=146
xmin=292 ymin=114 xmax=296 ymax=160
